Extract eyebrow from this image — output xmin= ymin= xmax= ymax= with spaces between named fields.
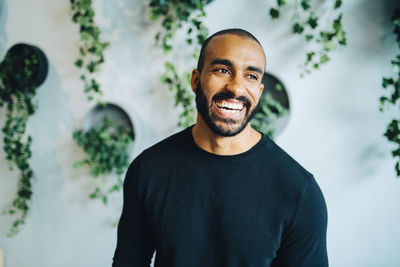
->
xmin=210 ymin=58 xmax=264 ymax=75
xmin=210 ymin=59 xmax=233 ymax=68
xmin=247 ymin=66 xmax=264 ymax=75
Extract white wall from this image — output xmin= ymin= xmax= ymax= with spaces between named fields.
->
xmin=0 ymin=0 xmax=399 ymax=266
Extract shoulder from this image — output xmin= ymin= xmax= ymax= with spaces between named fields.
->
xmin=124 ymin=127 xmax=193 ymax=189
xmin=259 ymin=135 xmax=315 ymax=187
xmin=138 ymin=127 xmax=192 ymax=166
xmin=260 ymin=137 xmax=328 ymax=235
xmin=256 ymin=135 xmax=327 ymax=219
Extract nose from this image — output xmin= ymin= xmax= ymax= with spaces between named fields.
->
xmin=225 ymin=74 xmax=246 ymax=97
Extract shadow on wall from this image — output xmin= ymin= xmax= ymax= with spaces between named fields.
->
xmin=0 ymin=0 xmax=8 ymax=54
xmin=97 ymin=0 xmax=182 ymax=140
xmin=31 ymin=60 xmax=93 ymax=215
xmin=101 ymin=0 xmax=153 ymax=37
xmin=29 ymin=61 xmax=74 ymax=174
xmin=99 ymin=0 xmax=158 ymax=90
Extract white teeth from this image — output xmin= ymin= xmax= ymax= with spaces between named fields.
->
xmin=223 ymin=109 xmax=240 ymax=114
xmin=216 ymin=101 xmax=244 ymax=111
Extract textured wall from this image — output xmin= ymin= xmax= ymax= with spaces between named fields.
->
xmin=0 ymin=0 xmax=399 ymax=266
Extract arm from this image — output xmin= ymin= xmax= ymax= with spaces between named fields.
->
xmin=112 ymin=156 xmax=155 ymax=267
xmin=272 ymin=177 xmax=328 ymax=267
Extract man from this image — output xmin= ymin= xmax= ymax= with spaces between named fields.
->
xmin=113 ymin=29 xmax=328 ymax=267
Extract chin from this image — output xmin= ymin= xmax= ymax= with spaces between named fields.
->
xmin=207 ymin=117 xmax=250 ymax=137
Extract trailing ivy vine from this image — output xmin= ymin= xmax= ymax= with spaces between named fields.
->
xmin=70 ymin=0 xmax=109 ymax=102
xmin=0 ymin=45 xmax=45 ymax=236
xmin=69 ymin=0 xmax=136 ymax=208
xmin=149 ymin=0 xmax=209 ymax=127
xmin=73 ymin=114 xmax=134 ymax=204
xmin=251 ymin=82 xmax=288 ymax=138
xmin=161 ymin=62 xmax=196 ymax=128
xmin=381 ymin=9 xmax=400 ymax=177
xmin=269 ymin=0 xmax=346 ymax=76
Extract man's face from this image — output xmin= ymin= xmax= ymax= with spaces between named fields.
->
xmin=192 ymin=34 xmax=265 ymax=137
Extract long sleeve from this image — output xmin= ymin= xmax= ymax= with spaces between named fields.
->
xmin=271 ymin=177 xmax=329 ymax=267
xmin=112 ymin=156 xmax=155 ymax=267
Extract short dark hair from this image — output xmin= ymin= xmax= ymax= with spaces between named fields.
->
xmin=196 ymin=28 xmax=264 ymax=72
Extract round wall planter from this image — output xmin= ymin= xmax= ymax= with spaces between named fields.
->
xmin=252 ymin=72 xmax=290 ymax=137
xmin=75 ymin=102 xmax=136 ymax=204
xmin=0 ymin=43 xmax=48 ymax=89
xmin=82 ymin=102 xmax=135 ymax=143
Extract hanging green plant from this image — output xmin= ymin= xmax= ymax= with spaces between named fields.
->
xmin=149 ymin=0 xmax=209 ymax=54
xmin=70 ymin=0 xmax=131 ymax=206
xmin=252 ymin=89 xmax=289 ymax=138
xmin=149 ymin=0 xmax=209 ymax=127
xmin=161 ymin=62 xmax=196 ymax=127
xmin=73 ymin=110 xmax=134 ymax=204
xmin=0 ymin=43 xmax=48 ymax=236
xmin=70 ymin=0 xmax=109 ymax=102
xmin=251 ymin=73 xmax=290 ymax=138
xmin=381 ymin=9 xmax=400 ymax=177
xmin=269 ymin=0 xmax=346 ymax=76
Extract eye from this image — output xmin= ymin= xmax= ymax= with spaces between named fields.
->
xmin=247 ymin=74 xmax=258 ymax=80
xmin=215 ymin=68 xmax=230 ymax=74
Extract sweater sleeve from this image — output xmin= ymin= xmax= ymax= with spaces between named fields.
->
xmin=112 ymin=156 xmax=155 ymax=267
xmin=271 ymin=177 xmax=329 ymax=267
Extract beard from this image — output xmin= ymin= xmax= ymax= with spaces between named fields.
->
xmin=195 ymin=81 xmax=260 ymax=137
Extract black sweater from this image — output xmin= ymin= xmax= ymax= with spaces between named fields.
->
xmin=113 ymin=127 xmax=328 ymax=267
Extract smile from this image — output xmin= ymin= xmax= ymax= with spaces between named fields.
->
xmin=212 ymin=99 xmax=247 ymax=120
xmin=215 ymin=100 xmax=245 ymax=112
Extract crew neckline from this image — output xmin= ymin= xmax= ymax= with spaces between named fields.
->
xmin=186 ymin=125 xmax=269 ymax=161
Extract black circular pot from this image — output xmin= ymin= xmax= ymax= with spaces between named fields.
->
xmin=261 ymin=72 xmax=290 ymax=110
xmin=0 ymin=43 xmax=49 ymax=89
xmin=252 ymin=72 xmax=291 ymax=136
xmin=82 ymin=103 xmax=135 ymax=140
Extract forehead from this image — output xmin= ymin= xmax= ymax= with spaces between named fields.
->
xmin=203 ymin=34 xmax=266 ymax=70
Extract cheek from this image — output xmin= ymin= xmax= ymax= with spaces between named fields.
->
xmin=250 ymin=87 xmax=263 ymax=104
xmin=201 ymin=79 xmax=220 ymax=98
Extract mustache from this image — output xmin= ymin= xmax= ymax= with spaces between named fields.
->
xmin=212 ymin=92 xmax=251 ymax=108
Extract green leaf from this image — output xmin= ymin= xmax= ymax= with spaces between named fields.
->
xmin=324 ymin=41 xmax=336 ymax=51
xmin=75 ymin=59 xmax=84 ymax=67
xmin=383 ymin=78 xmax=394 ymax=88
xmin=334 ymin=0 xmax=342 ymax=9
xmin=79 ymin=47 xmax=87 ymax=56
xmin=307 ymin=15 xmax=318 ymax=29
xmin=301 ymin=0 xmax=311 ymax=10
xmin=320 ymin=54 xmax=330 ymax=64
xmin=306 ymin=51 xmax=315 ymax=62
xmin=269 ymin=8 xmax=280 ymax=19
xmin=305 ymin=34 xmax=314 ymax=41
xmin=293 ymin=23 xmax=304 ymax=34
xmin=275 ymin=83 xmax=283 ymax=91
xmin=277 ymin=0 xmax=286 ymax=6
xmin=73 ymin=161 xmax=84 ymax=168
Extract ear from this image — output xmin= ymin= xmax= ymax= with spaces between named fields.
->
xmin=191 ymin=69 xmax=200 ymax=93
xmin=259 ymin=83 xmax=264 ymax=95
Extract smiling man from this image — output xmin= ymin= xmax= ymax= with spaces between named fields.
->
xmin=113 ymin=29 xmax=328 ymax=267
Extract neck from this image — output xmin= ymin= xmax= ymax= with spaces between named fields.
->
xmin=191 ymin=115 xmax=262 ymax=155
